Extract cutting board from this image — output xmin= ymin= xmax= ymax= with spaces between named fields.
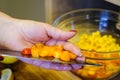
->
xmin=0 ymin=60 xmax=82 ymax=80
xmin=1 ymin=60 xmax=120 ymax=80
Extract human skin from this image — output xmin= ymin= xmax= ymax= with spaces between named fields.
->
xmin=0 ymin=12 xmax=85 ymax=70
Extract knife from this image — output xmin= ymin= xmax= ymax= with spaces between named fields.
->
xmin=0 ymin=49 xmax=102 ymax=66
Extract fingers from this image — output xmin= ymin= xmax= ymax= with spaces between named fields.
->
xmin=71 ymin=64 xmax=83 ymax=70
xmin=46 ymin=39 xmax=85 ymax=63
xmin=43 ymin=23 xmax=76 ymax=40
xmin=46 ymin=39 xmax=82 ymax=56
xmin=61 ymin=42 xmax=82 ymax=56
xmin=17 ymin=57 xmax=82 ymax=70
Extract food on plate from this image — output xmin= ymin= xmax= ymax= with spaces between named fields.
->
xmin=21 ymin=43 xmax=77 ymax=61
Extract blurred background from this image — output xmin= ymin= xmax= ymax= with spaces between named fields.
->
xmin=0 ymin=0 xmax=45 ymax=22
xmin=0 ymin=0 xmax=119 ymax=24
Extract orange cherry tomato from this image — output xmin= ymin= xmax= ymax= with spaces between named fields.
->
xmin=25 ymin=43 xmax=77 ymax=61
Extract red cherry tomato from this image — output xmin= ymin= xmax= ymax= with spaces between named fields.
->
xmin=21 ymin=48 xmax=31 ymax=57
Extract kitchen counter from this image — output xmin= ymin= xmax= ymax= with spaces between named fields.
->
xmin=0 ymin=60 xmax=82 ymax=80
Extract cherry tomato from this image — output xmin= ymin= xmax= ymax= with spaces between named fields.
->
xmin=21 ymin=48 xmax=31 ymax=57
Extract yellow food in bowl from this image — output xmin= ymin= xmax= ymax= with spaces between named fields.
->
xmin=76 ymin=31 xmax=120 ymax=52
xmin=75 ymin=31 xmax=120 ymax=79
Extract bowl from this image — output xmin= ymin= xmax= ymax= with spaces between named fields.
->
xmin=52 ymin=9 xmax=120 ymax=80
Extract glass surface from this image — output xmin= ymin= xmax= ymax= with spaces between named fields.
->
xmin=53 ymin=9 xmax=120 ymax=80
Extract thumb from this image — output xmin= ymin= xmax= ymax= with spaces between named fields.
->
xmin=44 ymin=23 xmax=76 ymax=40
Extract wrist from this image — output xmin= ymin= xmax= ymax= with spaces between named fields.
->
xmin=0 ymin=12 xmax=16 ymax=23
xmin=0 ymin=12 xmax=16 ymax=49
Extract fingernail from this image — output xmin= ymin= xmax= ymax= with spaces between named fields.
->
xmin=69 ymin=30 xmax=77 ymax=32
xmin=0 ymin=55 xmax=4 ymax=61
xmin=76 ymin=56 xmax=86 ymax=63
xmin=79 ymin=54 xmax=83 ymax=57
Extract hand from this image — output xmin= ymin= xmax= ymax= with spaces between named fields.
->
xmin=0 ymin=12 xmax=85 ymax=70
